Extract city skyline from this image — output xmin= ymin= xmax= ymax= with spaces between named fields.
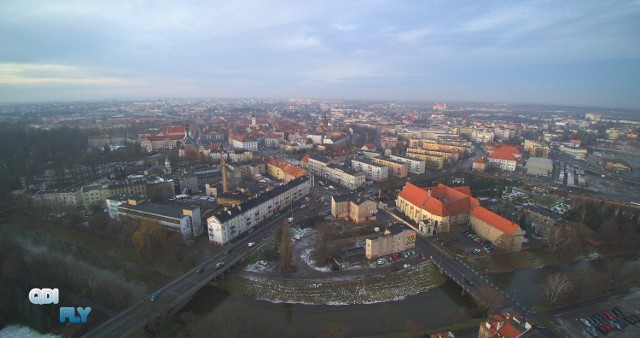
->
xmin=1 ymin=0 xmax=640 ymax=109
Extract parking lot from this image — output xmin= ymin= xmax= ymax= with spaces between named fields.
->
xmin=555 ymin=288 xmax=640 ymax=337
xmin=438 ymin=229 xmax=495 ymax=256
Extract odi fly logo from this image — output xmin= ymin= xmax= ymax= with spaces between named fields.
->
xmin=29 ymin=288 xmax=91 ymax=324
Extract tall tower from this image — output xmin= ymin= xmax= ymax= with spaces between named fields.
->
xmin=221 ymin=147 xmax=229 ymax=193
xmin=185 ymin=120 xmax=191 ymax=137
xmin=164 ymin=155 xmax=172 ymax=174
xmin=251 ymin=112 xmax=256 ymax=127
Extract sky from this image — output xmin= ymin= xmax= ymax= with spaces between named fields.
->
xmin=1 ymin=0 xmax=640 ymax=108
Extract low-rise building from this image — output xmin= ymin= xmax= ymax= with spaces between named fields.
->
xmin=472 ymin=157 xmax=486 ymax=172
xmin=351 ymin=158 xmax=389 ymax=181
xmin=470 ymin=206 xmax=523 ymax=251
xmin=229 ymin=134 xmax=258 ymax=151
xmin=106 ymin=195 xmax=203 ymax=241
xmin=331 ymin=193 xmax=378 ymax=223
xmin=603 ymin=159 xmax=632 ymax=172
xmin=478 ymin=311 xmax=533 ymax=338
xmin=32 ymin=188 xmax=81 ymax=207
xmin=487 ymin=145 xmax=522 ymax=171
xmin=265 ymin=158 xmax=307 ymax=182
xmin=265 ymin=133 xmax=284 ymax=148
xmin=365 ymin=224 xmax=416 ymax=259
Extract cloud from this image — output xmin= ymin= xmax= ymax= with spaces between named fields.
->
xmin=0 ymin=63 xmax=125 ymax=85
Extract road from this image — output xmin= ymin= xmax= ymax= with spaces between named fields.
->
xmin=381 ymin=209 xmax=558 ymax=337
xmin=84 ymin=197 xmax=314 ymax=338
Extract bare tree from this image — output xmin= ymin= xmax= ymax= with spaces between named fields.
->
xmin=281 ymin=222 xmax=293 ymax=273
xmin=539 ymin=224 xmax=569 ymax=252
xmin=543 ymin=272 xmax=574 ymax=305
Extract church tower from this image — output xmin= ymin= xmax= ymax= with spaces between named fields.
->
xmin=164 ymin=155 xmax=172 ymax=174
xmin=251 ymin=112 xmax=257 ymax=127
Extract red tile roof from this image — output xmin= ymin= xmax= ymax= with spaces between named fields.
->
xmin=470 ymin=206 xmax=519 ymax=235
xmin=488 ymin=145 xmax=522 ymax=162
xmin=398 ymin=183 xmax=477 ymax=217
xmin=398 ymin=182 xmax=430 ymax=208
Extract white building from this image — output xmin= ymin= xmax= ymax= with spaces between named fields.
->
xmin=207 ymin=176 xmax=311 ymax=245
xmin=302 ymin=155 xmax=365 ymax=189
xmin=351 ymin=158 xmax=389 ymax=181
xmin=106 ymin=195 xmax=203 ymax=241
xmin=389 ymin=154 xmax=426 ymax=174
xmin=229 ymin=135 xmax=258 ymax=151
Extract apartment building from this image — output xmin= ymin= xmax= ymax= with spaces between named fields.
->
xmin=351 ymin=158 xmax=389 ymax=181
xmin=229 ymin=134 xmax=258 ymax=151
xmin=371 ymin=157 xmax=408 ymax=178
xmin=331 ymin=193 xmax=378 ymax=223
xmin=302 ymin=155 xmax=366 ymax=189
xmin=206 ymin=176 xmax=311 ymax=245
xmin=389 ymin=154 xmax=426 ymax=174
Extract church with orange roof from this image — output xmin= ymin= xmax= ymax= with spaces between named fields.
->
xmin=397 ymin=182 xmax=523 ymax=251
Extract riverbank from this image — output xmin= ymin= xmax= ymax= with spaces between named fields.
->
xmin=218 ymin=262 xmax=447 ymax=305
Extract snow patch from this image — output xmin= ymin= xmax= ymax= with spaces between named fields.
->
xmin=0 ymin=325 xmax=60 ymax=338
xmin=300 ymin=248 xmax=331 ymax=272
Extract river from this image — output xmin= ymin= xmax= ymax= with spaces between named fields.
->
xmin=180 ymin=279 xmax=476 ymax=337
xmin=179 ymin=253 xmax=640 ymax=337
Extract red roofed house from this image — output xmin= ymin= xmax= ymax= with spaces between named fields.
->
xmin=470 ymin=206 xmax=523 ymax=251
xmin=397 ymin=182 xmax=523 ymax=251
xmin=265 ymin=133 xmax=285 ymax=148
xmin=396 ymin=182 xmax=478 ymax=235
xmin=487 ymin=145 xmax=522 ymax=171
xmin=229 ymin=134 xmax=258 ymax=151
xmin=478 ymin=311 xmax=533 ymax=338
xmin=472 ymin=157 xmax=486 ymax=172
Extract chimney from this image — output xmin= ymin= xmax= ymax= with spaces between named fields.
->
xmin=221 ymin=148 xmax=229 ymax=193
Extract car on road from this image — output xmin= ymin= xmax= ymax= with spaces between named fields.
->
xmin=196 ymin=266 xmax=205 ymax=273
xmin=248 ymin=228 xmax=255 ymax=234
xmin=248 ymin=242 xmax=255 ymax=247
xmin=403 ymin=263 xmax=411 ymax=268
xmin=215 ymin=262 xmax=225 ymax=269
xmin=149 ymin=291 xmax=161 ymax=302
xmin=463 ymin=277 xmax=474 ymax=286
xmin=224 ymin=249 xmax=232 ymax=255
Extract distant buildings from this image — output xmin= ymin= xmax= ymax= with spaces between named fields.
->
xmin=229 ymin=134 xmax=258 ymax=151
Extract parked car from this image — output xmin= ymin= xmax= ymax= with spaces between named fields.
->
xmin=376 ymin=259 xmax=385 ymax=265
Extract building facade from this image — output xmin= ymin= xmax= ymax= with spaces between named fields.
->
xmin=371 ymin=157 xmax=408 ymax=178
xmin=365 ymin=225 xmax=416 ymax=259
xmin=389 ymin=154 xmax=426 ymax=174
xmin=351 ymin=158 xmax=389 ymax=181
xmin=207 ymin=176 xmax=311 ymax=245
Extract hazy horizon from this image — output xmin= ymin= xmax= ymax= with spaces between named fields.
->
xmin=1 ymin=1 xmax=639 ymax=109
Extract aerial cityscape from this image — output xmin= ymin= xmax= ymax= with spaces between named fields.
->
xmin=1 ymin=1 xmax=640 ymax=338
